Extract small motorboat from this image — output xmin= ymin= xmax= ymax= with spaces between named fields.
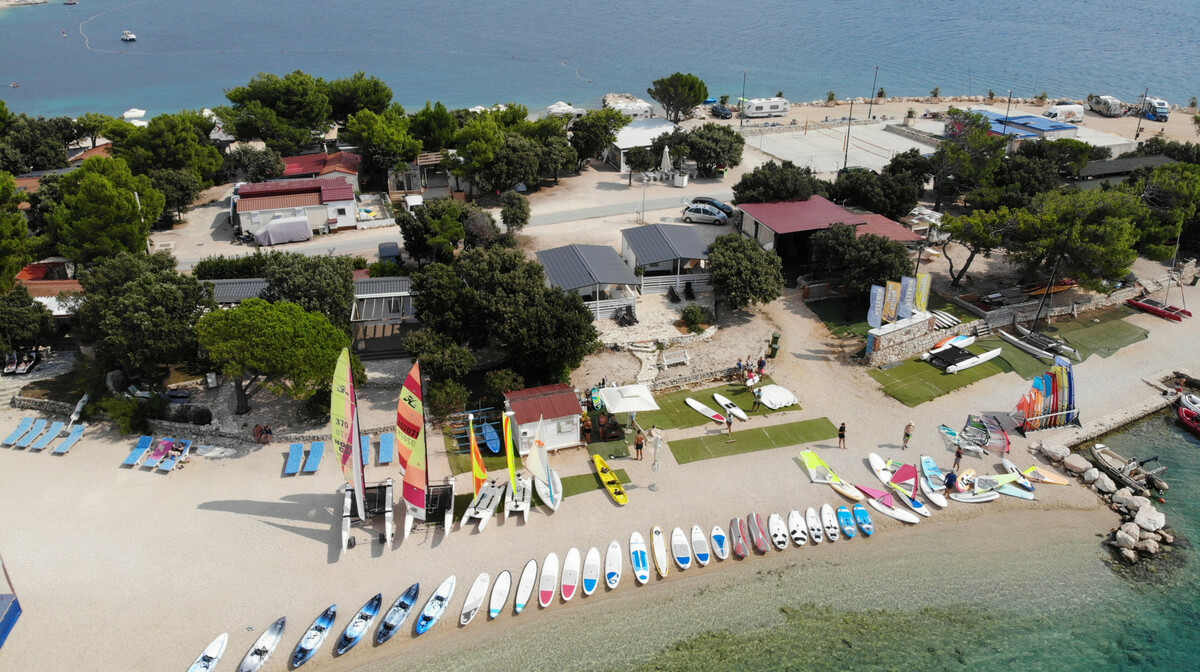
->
xmin=121 ymin=30 xmax=136 ymax=41
xmin=1178 ymin=405 xmax=1200 ymax=437
xmin=1090 ymin=444 xmax=1168 ymax=495
xmin=1180 ymin=394 xmax=1200 ymax=414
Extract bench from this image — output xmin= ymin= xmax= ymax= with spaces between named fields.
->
xmin=659 ymin=349 xmax=691 ymax=369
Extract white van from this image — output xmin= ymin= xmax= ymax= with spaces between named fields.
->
xmin=1141 ymin=97 xmax=1170 ymax=122
xmin=1043 ymin=104 xmax=1085 ymax=123
xmin=742 ymin=97 xmax=790 ymax=118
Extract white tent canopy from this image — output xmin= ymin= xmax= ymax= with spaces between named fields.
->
xmin=597 ymin=385 xmax=660 ymax=414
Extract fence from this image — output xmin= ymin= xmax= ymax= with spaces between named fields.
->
xmin=640 ymin=274 xmax=713 ymax=294
xmin=588 ymin=295 xmax=638 ymax=320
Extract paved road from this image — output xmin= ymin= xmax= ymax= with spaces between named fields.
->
xmin=529 ymin=190 xmax=735 ymax=227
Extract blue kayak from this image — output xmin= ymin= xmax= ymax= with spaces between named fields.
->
xmin=480 ymin=422 xmax=501 ymax=454
xmin=335 ymin=593 xmax=381 ymax=655
xmin=292 ymin=605 xmax=336 ymax=668
xmin=376 ymin=583 xmax=419 ymax=645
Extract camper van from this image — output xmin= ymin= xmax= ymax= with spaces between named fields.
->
xmin=742 ymin=97 xmax=790 ymax=118
xmin=1089 ymin=95 xmax=1125 ymax=117
xmin=1042 ymin=104 xmax=1086 ymax=123
xmin=1141 ymin=97 xmax=1170 ymax=122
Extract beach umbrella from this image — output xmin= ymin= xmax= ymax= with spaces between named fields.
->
xmin=660 ymin=146 xmax=672 ymax=173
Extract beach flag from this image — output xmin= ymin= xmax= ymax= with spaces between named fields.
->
xmin=914 ymin=273 xmax=931 ymax=313
xmin=882 ymin=281 xmax=902 ymax=322
xmin=867 ymin=285 xmax=885 ymax=328
xmin=898 ymin=276 xmax=917 ymax=319
xmin=469 ymin=414 xmax=487 ymax=497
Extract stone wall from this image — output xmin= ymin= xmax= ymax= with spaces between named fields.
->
xmin=883 ymin=124 xmax=943 ymax=148
xmin=10 ymin=395 xmax=74 ymax=416
xmin=865 ymin=320 xmax=976 ymax=367
xmin=651 ymin=367 xmax=736 ymax=392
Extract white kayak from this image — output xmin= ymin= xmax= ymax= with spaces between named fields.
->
xmin=514 ymin=559 xmax=537 ymax=614
xmin=691 ymin=525 xmax=712 ymax=566
xmin=489 ymin=570 xmax=511 ymax=619
xmin=787 ymin=509 xmax=808 ymax=546
xmin=950 ymin=490 xmax=1000 ymax=504
xmin=712 ymin=392 xmax=748 ymax=421
xmin=767 ymin=513 xmax=789 ymax=549
xmin=189 ymin=633 xmax=228 ymax=672
xmin=820 ymin=503 xmax=840 ymax=542
xmin=806 ymin=507 xmax=823 ymax=544
xmin=605 ymin=540 xmax=623 ymax=589
xmin=237 ymin=618 xmax=285 ymax=672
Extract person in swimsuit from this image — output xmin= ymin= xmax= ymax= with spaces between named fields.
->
xmin=838 ymin=423 xmax=846 ymax=449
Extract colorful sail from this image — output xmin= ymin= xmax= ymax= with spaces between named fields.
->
xmin=524 ymin=416 xmax=550 ymax=483
xmin=468 ymin=414 xmax=487 ymax=497
xmin=888 ymin=463 xmax=918 ymax=498
xmin=398 ymin=362 xmax=427 ymax=518
xmin=856 ymin=484 xmax=894 ymax=508
xmin=332 ymin=348 xmax=366 ymax=522
xmin=504 ymin=411 xmax=518 ymax=496
xmin=799 ymin=450 xmax=845 ymax=485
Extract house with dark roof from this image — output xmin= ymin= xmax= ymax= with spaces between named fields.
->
xmin=504 ymin=383 xmax=583 ymax=454
xmin=537 ymin=244 xmax=641 ymax=319
xmin=231 ymin=177 xmax=358 ymax=243
xmin=1069 ymin=155 xmax=1176 ymax=191
xmin=737 ymin=195 xmax=926 ymax=264
xmin=280 ymin=151 xmax=362 ymax=191
xmin=619 ymin=224 xmax=712 ymax=294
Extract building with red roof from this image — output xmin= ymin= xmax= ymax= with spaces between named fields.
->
xmin=736 ymin=195 xmax=925 ymax=264
xmin=504 ymin=383 xmax=583 ymax=454
xmin=280 ymin=151 xmax=361 ymax=191
xmin=231 ymin=177 xmax=358 ymax=243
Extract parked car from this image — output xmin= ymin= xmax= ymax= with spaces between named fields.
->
xmin=688 ymin=196 xmax=733 ymax=216
xmin=682 ymin=204 xmax=728 ymax=225
xmin=710 ymin=104 xmax=734 ymax=119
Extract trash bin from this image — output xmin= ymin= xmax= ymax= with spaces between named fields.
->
xmin=768 ymin=343 xmax=780 ymax=359
xmin=771 ymin=332 xmax=781 ymax=347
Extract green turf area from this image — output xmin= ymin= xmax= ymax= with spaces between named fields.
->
xmin=982 ymin=334 xmax=1048 ymax=380
xmin=806 ymin=296 xmax=871 ymax=339
xmin=667 ymin=418 xmax=838 ymax=464
xmin=868 ymin=344 xmax=1009 ymax=407
xmin=1056 ymin=311 xmax=1148 ymax=359
xmin=926 ymin=292 xmax=977 ymax=322
xmin=445 ymin=434 xmax=523 ymax=475
xmin=553 ymin=468 xmax=631 ymax=500
xmin=633 ymin=377 xmax=786 ymax=430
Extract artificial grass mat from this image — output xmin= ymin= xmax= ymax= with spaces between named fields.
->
xmin=868 ymin=344 xmax=1009 ymax=407
xmin=807 ymin=293 xmax=975 ymax=341
xmin=452 ymin=468 xmax=631 ymax=519
xmin=634 ymin=377 xmax=785 ymax=430
xmin=667 ymin=417 xmax=838 ymax=464
xmin=445 ymin=433 xmax=524 ymax=475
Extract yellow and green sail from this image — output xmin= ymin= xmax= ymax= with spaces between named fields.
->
xmin=332 ymin=348 xmax=366 ymax=521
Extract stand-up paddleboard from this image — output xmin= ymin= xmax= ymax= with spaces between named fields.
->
xmin=787 ymin=509 xmax=808 ymax=546
xmin=459 ymin=574 xmax=490 ymax=626
xmin=836 ymin=505 xmax=857 ymax=539
xmin=292 ymin=605 xmax=337 ymax=667
xmin=534 ymin=469 xmax=564 ymax=512
xmin=747 ymin=513 xmax=769 ymax=554
xmin=189 ymin=633 xmax=228 ymax=672
xmin=711 ymin=525 xmax=729 ymax=560
xmin=691 ymin=525 xmax=711 ymax=566
xmin=1001 ymin=458 xmax=1035 ymax=491
xmin=560 ymin=548 xmax=581 ymax=602
xmin=957 ymin=469 xmax=976 ymax=492
xmin=729 ymin=518 xmax=748 ymax=558
xmin=947 ymin=347 xmax=1002 ymax=374
xmin=919 ymin=455 xmax=949 ymax=508
xmin=416 ymin=576 xmax=456 ymax=634
xmin=821 ymin=503 xmax=840 ymax=542
xmin=868 ymin=452 xmax=893 ymax=485
xmin=376 ymin=585 xmax=418 ymax=646
xmin=539 ymin=553 xmax=560 ymax=607
xmin=237 ymin=617 xmax=285 ymax=672
xmin=685 ymin=397 xmax=726 ymax=424
xmin=651 ymin=526 xmax=670 ymax=577
xmin=805 ymin=507 xmax=824 ymax=544
xmin=489 ymin=571 xmax=511 ymax=619
xmin=857 ymin=485 xmax=921 ymax=524
xmin=996 ymin=483 xmax=1036 ymax=500
xmin=1022 ymin=464 xmax=1070 ymax=486
xmin=767 ymin=513 xmax=789 ymax=549
xmin=337 ymin=593 xmax=382 ymax=654
xmin=852 ymin=503 xmax=875 ymax=536
xmin=671 ymin=527 xmax=692 ymax=570
xmin=605 ymin=540 xmax=623 ymax=589
xmin=931 ymin=310 xmax=961 ymax=328
xmin=582 ymin=547 xmax=601 ymax=596
xmin=630 ymin=532 xmax=650 ymax=584
xmin=920 ymin=335 xmax=975 ymax=360
xmin=949 ymin=490 xmax=999 ymax=503
xmin=713 ymin=393 xmax=748 ymax=421
xmin=514 ymin=560 xmax=537 ymax=614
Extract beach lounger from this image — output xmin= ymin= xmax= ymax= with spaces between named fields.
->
xmin=52 ymin=425 xmax=85 ymax=455
xmin=2 ymin=417 xmax=33 ymax=446
xmin=122 ymin=436 xmax=154 ymax=467
xmin=378 ymin=432 xmax=396 ymax=464
xmin=143 ymin=438 xmax=173 ymax=469
xmin=30 ymin=422 xmax=64 ymax=451
xmin=14 ymin=419 xmax=47 ymax=449
xmin=157 ymin=439 xmax=191 ymax=472
xmin=303 ymin=441 xmax=324 ymax=473
xmin=284 ymin=443 xmax=304 ymax=475
xmin=361 ymin=435 xmax=372 ymax=466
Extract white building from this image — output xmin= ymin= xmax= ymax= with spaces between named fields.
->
xmin=604 ymin=118 xmax=678 ymax=173
xmin=505 ymin=384 xmax=583 ymax=455
xmin=231 ymin=177 xmax=358 ymax=244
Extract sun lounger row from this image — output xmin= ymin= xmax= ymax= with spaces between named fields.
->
xmin=121 ymin=436 xmax=192 ymax=472
xmin=284 ymin=442 xmax=326 ymax=475
xmin=2 ymin=416 xmax=84 ymax=454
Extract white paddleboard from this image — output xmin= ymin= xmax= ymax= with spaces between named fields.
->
xmin=651 ymin=526 xmax=670 ymax=577
xmin=946 ymin=347 xmax=1002 ymax=374
xmin=691 ymin=525 xmax=711 ymax=566
xmin=868 ymin=453 xmax=893 ymax=485
xmin=712 ymin=393 xmax=748 ymax=421
xmin=630 ymin=532 xmax=650 ymax=584
xmin=866 ymin=496 xmax=921 ymax=523
xmin=806 ymin=506 xmax=823 ymax=544
xmin=605 ymin=540 xmax=623 ymax=589
xmin=560 ymin=547 xmax=581 ymax=602
xmin=1001 ymin=458 xmax=1035 ymax=491
xmin=582 ymin=547 xmax=601 ymax=596
xmin=787 ymin=509 xmax=808 ymax=546
xmin=539 ymin=552 xmax=559 ymax=608
xmin=950 ymin=490 xmax=999 ymax=503
xmin=710 ymin=525 xmax=729 ymax=560
xmin=767 ymin=513 xmax=789 ymax=549
xmin=821 ymin=503 xmax=840 ymax=542
xmin=460 ymin=572 xmax=490 ymax=626
xmin=489 ymin=571 xmax=511 ymax=620
xmin=514 ymin=559 xmax=537 ymax=614
xmin=684 ymin=397 xmax=726 ymax=423
xmin=671 ymin=527 xmax=692 ymax=570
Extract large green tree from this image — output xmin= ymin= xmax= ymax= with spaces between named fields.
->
xmin=625 ymin=145 xmax=656 ymax=185
xmin=342 ymin=103 xmax=422 ymax=179
xmin=480 ymin=132 xmax=541 ymax=193
xmin=940 ymin=207 xmax=1020 ymax=287
xmin=74 ymin=112 xmax=116 ymax=149
xmin=500 ymin=190 xmax=530 ymax=233
xmin=149 ymin=168 xmax=203 ymax=221
xmin=810 ymin=225 xmax=911 ymax=294
xmin=538 ymin=135 xmax=577 ymax=183
xmin=452 ymin=115 xmax=505 ymax=192
xmin=1133 ymin=163 xmax=1200 ymax=259
xmin=707 ymin=234 xmax=784 ymax=309
xmin=48 ymin=157 xmax=165 ymax=264
xmin=223 ymin=145 xmax=284 ymax=183
xmin=965 ymin=155 xmax=1059 ymax=212
xmin=0 ymin=284 xmax=55 ymax=354
xmin=0 ymin=172 xmax=32 ymax=293
xmin=114 ymin=111 xmax=222 ymax=186
xmin=827 ymin=168 xmax=919 ymax=220
xmin=409 ymin=101 xmax=459 ymax=151
xmin=197 ymin=298 xmax=348 ymax=414
xmin=217 ymin=71 xmax=333 ymax=154
xmin=568 ymin=109 xmax=630 ymax=167
xmin=732 ymin=160 xmax=826 ymax=204
xmin=930 ymin=107 xmax=1007 ymax=210
xmin=0 ymin=113 xmax=74 ymax=174
xmin=647 ymin=72 xmax=708 ymax=123
xmin=259 ymin=253 xmax=356 ymax=333
xmin=402 ymin=328 xmax=475 ymax=381
xmin=75 ymin=251 xmax=214 ymax=375
xmin=686 ymin=123 xmax=745 ymax=177
xmin=326 ymin=71 xmax=392 ymax=126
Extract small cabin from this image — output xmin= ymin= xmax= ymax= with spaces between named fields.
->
xmin=505 ymin=384 xmax=583 ymax=455
xmin=620 ymin=223 xmax=711 ymax=294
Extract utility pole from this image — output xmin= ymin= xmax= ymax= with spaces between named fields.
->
xmin=739 ymin=71 xmax=747 ymax=130
xmin=866 ymin=65 xmax=880 ymax=121
xmin=843 ymin=100 xmax=855 ymax=172
xmin=1134 ymin=87 xmax=1149 ymax=141
xmin=1003 ymin=90 xmax=1014 ymax=129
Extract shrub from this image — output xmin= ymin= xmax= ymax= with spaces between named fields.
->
xmin=190 ymin=406 xmax=213 ymax=425
xmin=484 ymin=369 xmax=524 ymax=407
xmin=428 ymin=380 xmax=469 ymax=420
xmin=368 ymin=260 xmax=408 ymax=277
xmin=826 ymin=91 xmax=837 ymax=103
xmin=930 ymin=87 xmax=941 ymax=98
xmin=681 ymin=303 xmax=709 ymax=333
xmin=99 ymin=397 xmax=152 ymax=434
xmin=301 ymin=388 xmax=331 ymax=422
xmin=350 ymin=256 xmax=369 ymax=271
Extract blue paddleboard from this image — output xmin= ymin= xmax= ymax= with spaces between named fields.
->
xmin=852 ymin=503 xmax=874 ymax=536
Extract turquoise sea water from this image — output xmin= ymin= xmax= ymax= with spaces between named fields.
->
xmin=2 ymin=0 xmax=1199 ymax=118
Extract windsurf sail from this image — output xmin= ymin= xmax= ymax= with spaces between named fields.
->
xmin=799 ymin=450 xmax=850 ymax=486
xmin=856 ymin=484 xmax=895 ymax=508
xmin=974 ymin=473 xmax=1020 ymax=493
xmin=468 ymin=414 xmax=487 ymax=497
xmin=889 ymin=463 xmax=919 ymax=498
xmin=399 ymin=363 xmax=427 ymax=519
xmin=332 ymin=348 xmax=367 ymax=522
xmin=504 ymin=411 xmax=518 ymax=496
xmin=524 ymin=416 xmax=550 ymax=484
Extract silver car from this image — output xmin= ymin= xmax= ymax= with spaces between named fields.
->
xmin=681 ymin=204 xmax=728 ymax=225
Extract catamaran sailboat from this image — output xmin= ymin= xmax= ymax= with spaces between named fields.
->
xmin=460 ymin=414 xmax=504 ymax=532
xmin=332 ymin=348 xmax=393 ymax=556
xmin=525 ymin=416 xmax=563 ymax=511
xmin=502 ymin=411 xmax=532 ymax=522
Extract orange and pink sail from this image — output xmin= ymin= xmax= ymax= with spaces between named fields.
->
xmin=332 ymin=348 xmax=366 ymax=522
xmin=469 ymin=414 xmax=487 ymax=496
xmin=397 ymin=362 xmax=427 ymax=518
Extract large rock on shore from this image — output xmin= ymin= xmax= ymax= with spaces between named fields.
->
xmin=1064 ymin=454 xmax=1091 ymax=474
xmin=1139 ymin=531 xmax=1162 ymax=542
xmin=1111 ymin=488 xmax=1134 ymax=508
xmin=1095 ymin=474 xmax=1117 ymax=493
xmin=1039 ymin=443 xmax=1070 ymax=462
xmin=1120 ymin=548 xmax=1139 ymax=564
xmin=1114 ymin=529 xmax=1138 ymax=549
xmin=1082 ymin=467 xmax=1099 ymax=484
xmin=1128 ymin=496 xmax=1151 ymax=512
xmin=1135 ymin=505 xmax=1166 ymax=531
xmin=1121 ymin=522 xmax=1142 ymax=540
xmin=1135 ymin=539 xmax=1161 ymax=555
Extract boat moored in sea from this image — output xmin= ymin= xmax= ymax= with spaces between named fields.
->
xmin=1090 ymin=443 xmax=1168 ymax=495
xmin=121 ymin=30 xmax=136 ymax=41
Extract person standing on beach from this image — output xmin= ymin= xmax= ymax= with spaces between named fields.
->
xmin=735 ymin=358 xmax=744 ymax=379
xmin=757 ymin=356 xmax=766 ymax=376
xmin=903 ymin=421 xmax=914 ymax=449
xmin=634 ymin=429 xmax=645 ymax=460
xmin=838 ymin=423 xmax=846 ymax=449
xmin=953 ymin=444 xmax=963 ymax=471
xmin=752 ymin=387 xmax=762 ymax=412
xmin=725 ymin=416 xmax=735 ymax=442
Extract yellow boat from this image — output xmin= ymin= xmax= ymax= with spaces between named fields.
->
xmin=592 ymin=454 xmax=628 ymax=505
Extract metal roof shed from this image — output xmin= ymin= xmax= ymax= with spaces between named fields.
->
xmin=619 ymin=224 xmax=712 ymax=294
xmin=537 ymin=244 xmax=641 ymax=320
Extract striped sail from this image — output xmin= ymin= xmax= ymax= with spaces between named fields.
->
xmin=332 ymin=348 xmax=366 ymax=522
xmin=504 ymin=411 xmax=518 ymax=496
xmin=398 ymin=362 xmax=427 ymax=518
xmin=469 ymin=414 xmax=487 ymax=496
